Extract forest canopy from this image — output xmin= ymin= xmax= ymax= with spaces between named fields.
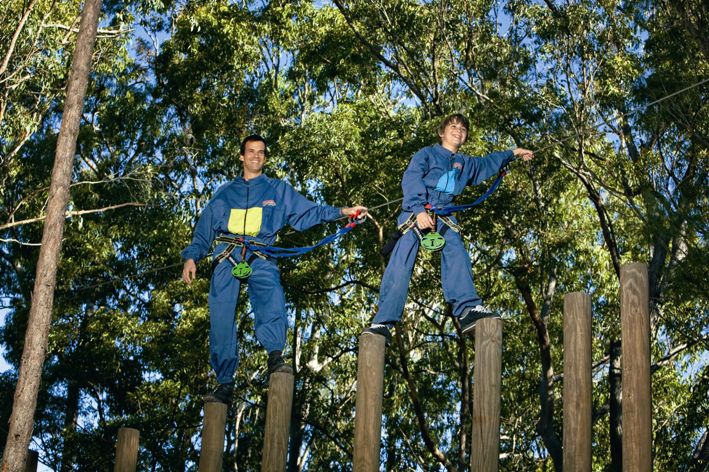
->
xmin=1 ymin=1 xmax=707 ymax=470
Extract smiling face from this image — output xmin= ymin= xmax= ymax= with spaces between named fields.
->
xmin=438 ymin=119 xmax=468 ymax=152
xmin=239 ymin=139 xmax=266 ymax=177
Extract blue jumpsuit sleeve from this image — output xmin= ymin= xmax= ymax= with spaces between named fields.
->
xmin=462 ymin=150 xmax=515 ymax=186
xmin=283 ymin=183 xmax=342 ymax=231
xmin=181 ymin=202 xmax=217 ymax=263
xmin=402 ymin=148 xmax=429 ymax=215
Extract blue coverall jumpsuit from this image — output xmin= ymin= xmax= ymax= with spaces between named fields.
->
xmin=373 ymin=144 xmax=515 ymax=325
xmin=182 ymin=174 xmax=342 ymax=384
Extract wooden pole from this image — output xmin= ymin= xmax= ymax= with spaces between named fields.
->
xmin=563 ymin=292 xmax=592 ymax=472
xmin=261 ymin=371 xmax=295 ymax=472
xmin=353 ymin=333 xmax=386 ymax=472
xmin=24 ymin=450 xmax=37 ymax=472
xmin=198 ymin=402 xmax=227 ymax=472
xmin=471 ymin=317 xmax=503 ymax=472
xmin=620 ymin=263 xmax=652 ymax=472
xmin=114 ymin=427 xmax=140 ymax=472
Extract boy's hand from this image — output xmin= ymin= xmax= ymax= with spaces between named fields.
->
xmin=513 ymin=148 xmax=534 ymax=161
xmin=416 ymin=211 xmax=435 ymax=230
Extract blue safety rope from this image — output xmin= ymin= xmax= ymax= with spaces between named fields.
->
xmin=429 ymin=169 xmax=507 ymax=217
xmin=242 ymin=215 xmax=365 ymax=259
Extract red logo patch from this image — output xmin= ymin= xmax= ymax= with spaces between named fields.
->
xmin=262 ymin=199 xmax=276 ymax=206
xmin=453 ymin=162 xmax=463 ymax=170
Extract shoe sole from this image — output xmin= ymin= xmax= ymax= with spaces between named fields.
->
xmin=461 ymin=322 xmax=477 ymax=336
xmin=203 ymin=395 xmax=230 ymax=404
xmin=269 ymin=365 xmax=294 ymax=375
xmin=362 ymin=330 xmax=391 ymax=343
xmin=461 ymin=314 xmax=501 ymax=336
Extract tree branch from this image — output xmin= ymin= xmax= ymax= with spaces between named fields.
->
xmin=0 ymin=202 xmax=145 ymax=231
xmin=0 ymin=0 xmax=40 ymax=76
xmin=42 ymin=23 xmax=128 ymax=38
xmin=0 ymin=238 xmax=41 ymax=247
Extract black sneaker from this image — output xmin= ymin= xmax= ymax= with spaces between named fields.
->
xmin=204 ymin=382 xmax=234 ymax=404
xmin=362 ymin=323 xmax=392 ymax=343
xmin=459 ymin=305 xmax=499 ymax=336
xmin=268 ymin=351 xmax=293 ymax=374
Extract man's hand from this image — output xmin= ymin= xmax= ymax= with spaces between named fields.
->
xmin=513 ymin=148 xmax=534 ymax=161
xmin=342 ymin=205 xmax=368 ymax=218
xmin=416 ymin=211 xmax=435 ymax=230
xmin=182 ymin=259 xmax=197 ymax=284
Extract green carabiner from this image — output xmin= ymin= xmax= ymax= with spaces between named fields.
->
xmin=421 ymin=231 xmax=446 ymax=252
xmin=231 ymin=261 xmax=252 ymax=279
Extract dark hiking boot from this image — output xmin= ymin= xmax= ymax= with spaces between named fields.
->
xmin=268 ymin=351 xmax=293 ymax=375
xmin=459 ymin=305 xmax=500 ymax=336
xmin=362 ymin=323 xmax=393 ymax=344
xmin=204 ymin=382 xmax=234 ymax=404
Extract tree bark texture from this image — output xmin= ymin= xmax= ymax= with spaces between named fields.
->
xmin=1 ymin=1 xmax=103 ymax=470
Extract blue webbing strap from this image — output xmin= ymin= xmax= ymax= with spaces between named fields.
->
xmin=430 ymin=170 xmax=507 ymax=217
xmin=243 ymin=216 xmax=364 ymax=259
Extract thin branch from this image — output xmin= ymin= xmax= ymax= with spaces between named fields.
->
xmin=0 ymin=202 xmax=145 ymax=231
xmin=42 ymin=23 xmax=129 ymax=37
xmin=0 ymin=0 xmax=40 ymax=76
xmin=0 ymin=238 xmax=41 ymax=247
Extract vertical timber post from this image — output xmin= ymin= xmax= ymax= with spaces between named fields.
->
xmin=198 ymin=402 xmax=227 ymax=472
xmin=114 ymin=427 xmax=140 ymax=472
xmin=620 ymin=263 xmax=652 ymax=472
xmin=24 ymin=450 xmax=38 ymax=472
xmin=471 ymin=317 xmax=503 ymax=472
xmin=563 ymin=292 xmax=592 ymax=472
xmin=353 ymin=333 xmax=386 ymax=472
xmin=261 ymin=371 xmax=295 ymax=472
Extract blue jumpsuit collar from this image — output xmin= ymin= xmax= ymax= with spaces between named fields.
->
xmin=238 ymin=173 xmax=267 ymax=184
xmin=434 ymin=143 xmax=457 ymax=156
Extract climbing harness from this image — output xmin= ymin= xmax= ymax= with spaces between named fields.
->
xmin=380 ymin=169 xmax=505 ymax=256
xmin=212 ymin=212 xmax=367 ymax=277
xmin=212 ymin=236 xmax=266 ymax=279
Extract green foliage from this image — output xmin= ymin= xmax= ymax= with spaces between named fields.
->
xmin=1 ymin=1 xmax=706 ymax=470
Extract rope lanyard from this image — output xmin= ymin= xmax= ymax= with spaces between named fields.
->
xmin=216 ymin=212 xmax=367 ymax=260
xmin=429 ymin=169 xmax=507 ymax=217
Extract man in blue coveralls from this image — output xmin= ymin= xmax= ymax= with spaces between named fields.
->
xmin=182 ymin=134 xmax=367 ymax=404
xmin=363 ymin=114 xmax=533 ymax=341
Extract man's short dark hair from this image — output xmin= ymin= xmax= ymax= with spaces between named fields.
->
xmin=437 ymin=113 xmax=470 ymax=135
xmin=240 ymin=134 xmax=268 ymax=155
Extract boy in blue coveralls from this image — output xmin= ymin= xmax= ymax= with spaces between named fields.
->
xmin=364 ymin=114 xmax=533 ymax=341
xmin=182 ymin=135 xmax=367 ymax=404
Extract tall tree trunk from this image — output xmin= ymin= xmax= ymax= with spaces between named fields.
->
xmin=514 ymin=275 xmax=563 ymax=471
xmin=609 ymin=339 xmax=623 ymax=472
xmin=287 ymin=394 xmax=303 ymax=472
xmin=1 ymin=1 xmax=102 ymax=470
xmin=59 ymin=380 xmax=80 ymax=472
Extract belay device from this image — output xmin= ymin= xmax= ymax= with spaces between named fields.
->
xmin=228 ymin=245 xmax=252 ymax=280
xmin=417 ymin=206 xmax=445 ymax=252
xmin=230 ymin=259 xmax=252 ymax=279
xmin=419 ymin=229 xmax=445 ymax=251
xmin=380 ymin=209 xmax=447 ymax=256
